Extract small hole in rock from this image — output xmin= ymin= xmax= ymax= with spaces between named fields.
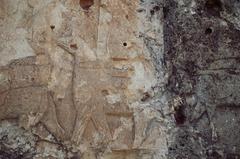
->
xmin=141 ymin=92 xmax=151 ymax=102
xmin=101 ymin=90 xmax=109 ymax=96
xmin=153 ymin=6 xmax=160 ymax=11
xmin=70 ymin=44 xmax=78 ymax=50
xmin=205 ymin=27 xmax=213 ymax=34
xmin=169 ymin=147 xmax=174 ymax=151
xmin=79 ymin=0 xmax=94 ymax=10
xmin=180 ymin=143 xmax=185 ymax=147
xmin=123 ymin=42 xmax=127 ymax=47
xmin=150 ymin=10 xmax=155 ymax=15
xmin=50 ymin=25 xmax=55 ymax=30
xmin=137 ymin=8 xmax=145 ymax=13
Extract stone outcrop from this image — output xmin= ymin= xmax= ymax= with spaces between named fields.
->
xmin=0 ymin=0 xmax=240 ymax=158
xmin=0 ymin=0 xmax=167 ymax=158
xmin=164 ymin=0 xmax=240 ymax=158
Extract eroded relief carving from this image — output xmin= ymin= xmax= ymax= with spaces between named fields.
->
xmin=0 ymin=0 xmax=167 ymax=158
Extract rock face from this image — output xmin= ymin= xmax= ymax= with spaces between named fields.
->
xmin=0 ymin=0 xmax=167 ymax=158
xmin=0 ymin=0 xmax=239 ymax=158
xmin=164 ymin=0 xmax=240 ymax=158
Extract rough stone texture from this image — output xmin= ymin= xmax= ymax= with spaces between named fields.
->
xmin=0 ymin=0 xmax=167 ymax=158
xmin=0 ymin=0 xmax=240 ymax=158
xmin=164 ymin=0 xmax=240 ymax=158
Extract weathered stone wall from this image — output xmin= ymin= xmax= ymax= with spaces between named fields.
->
xmin=0 ymin=0 xmax=240 ymax=158
xmin=0 ymin=0 xmax=168 ymax=158
xmin=164 ymin=0 xmax=240 ymax=158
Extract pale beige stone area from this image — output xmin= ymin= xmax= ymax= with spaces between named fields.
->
xmin=0 ymin=0 xmax=167 ymax=158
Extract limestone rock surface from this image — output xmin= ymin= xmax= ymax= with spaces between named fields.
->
xmin=0 ymin=0 xmax=167 ymax=158
xmin=1 ymin=0 xmax=240 ymax=159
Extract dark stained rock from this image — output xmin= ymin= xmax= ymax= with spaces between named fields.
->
xmin=164 ymin=0 xmax=240 ymax=158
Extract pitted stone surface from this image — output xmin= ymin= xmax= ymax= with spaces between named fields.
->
xmin=1 ymin=0 xmax=240 ymax=158
xmin=164 ymin=0 xmax=240 ymax=158
xmin=0 ymin=0 xmax=167 ymax=158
